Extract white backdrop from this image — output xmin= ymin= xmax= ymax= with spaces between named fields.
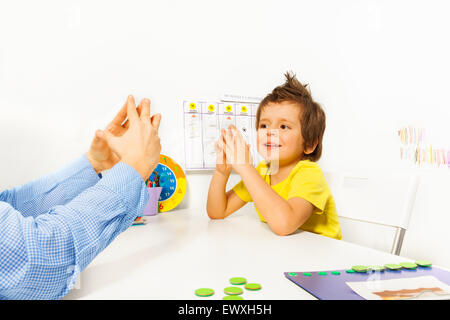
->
xmin=1 ymin=0 xmax=449 ymax=268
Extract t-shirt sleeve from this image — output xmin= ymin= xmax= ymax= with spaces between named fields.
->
xmin=231 ymin=162 xmax=268 ymax=203
xmin=287 ymin=165 xmax=329 ymax=214
xmin=232 ymin=180 xmax=252 ymax=203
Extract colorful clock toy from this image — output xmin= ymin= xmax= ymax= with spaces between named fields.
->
xmin=145 ymin=154 xmax=187 ymax=212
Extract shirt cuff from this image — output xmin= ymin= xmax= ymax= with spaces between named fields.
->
xmin=97 ymin=162 xmax=149 ymax=216
xmin=54 ymin=154 xmax=101 ymax=186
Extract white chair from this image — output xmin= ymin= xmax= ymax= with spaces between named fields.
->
xmin=324 ymin=171 xmax=419 ymax=255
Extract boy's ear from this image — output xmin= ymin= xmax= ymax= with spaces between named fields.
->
xmin=304 ymin=139 xmax=318 ymax=155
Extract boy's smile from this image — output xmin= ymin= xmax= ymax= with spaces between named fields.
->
xmin=257 ymin=101 xmax=306 ymax=166
xmin=263 ymin=140 xmax=282 ymax=149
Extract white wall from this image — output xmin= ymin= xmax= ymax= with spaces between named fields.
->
xmin=1 ymin=0 xmax=449 ymax=268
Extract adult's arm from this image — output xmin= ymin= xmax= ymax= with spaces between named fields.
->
xmin=0 ymin=155 xmax=102 ymax=218
xmin=0 ymin=162 xmax=148 ymax=300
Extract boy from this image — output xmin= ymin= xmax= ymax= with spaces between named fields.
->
xmin=206 ymin=72 xmax=342 ymax=239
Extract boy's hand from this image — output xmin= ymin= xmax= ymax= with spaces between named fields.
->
xmin=86 ymin=96 xmax=148 ymax=174
xmin=223 ymin=125 xmax=253 ymax=175
xmin=101 ymin=95 xmax=162 ymax=180
xmin=214 ymin=129 xmax=232 ymax=177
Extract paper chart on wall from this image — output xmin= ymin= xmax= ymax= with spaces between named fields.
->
xmin=183 ymin=101 xmax=203 ymax=169
xmin=183 ymin=100 xmax=261 ymax=170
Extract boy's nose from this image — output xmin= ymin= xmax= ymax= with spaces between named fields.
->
xmin=267 ymin=129 xmax=278 ymax=136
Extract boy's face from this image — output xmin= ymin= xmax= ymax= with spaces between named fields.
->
xmin=257 ymin=101 xmax=305 ymax=165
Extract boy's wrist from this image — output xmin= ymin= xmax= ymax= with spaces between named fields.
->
xmin=233 ymin=163 xmax=253 ymax=175
xmin=214 ymin=168 xmax=231 ymax=179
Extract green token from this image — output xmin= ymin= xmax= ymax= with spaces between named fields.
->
xmin=195 ymin=288 xmax=214 ymax=297
xmin=318 ymin=272 xmax=328 ymax=276
xmin=400 ymin=262 xmax=417 ymax=269
xmin=346 ymin=269 xmax=355 ymax=274
xmin=415 ymin=260 xmax=432 ymax=267
xmin=331 ymin=271 xmax=341 ymax=275
xmin=244 ymin=283 xmax=262 ymax=291
xmin=368 ymin=265 xmax=385 ymax=272
xmin=384 ymin=263 xmax=402 ymax=270
xmin=223 ymin=295 xmax=244 ymax=300
xmin=352 ymin=265 xmax=368 ymax=273
xmin=224 ymin=286 xmax=243 ymax=295
xmin=229 ymin=277 xmax=247 ymax=285
xmin=302 ymin=273 xmax=312 ymax=277
xmin=288 ymin=273 xmax=298 ymax=277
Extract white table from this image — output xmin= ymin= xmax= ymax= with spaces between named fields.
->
xmin=64 ymin=207 xmax=418 ymax=300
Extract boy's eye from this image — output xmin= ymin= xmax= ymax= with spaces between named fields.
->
xmin=280 ymin=124 xmax=290 ymax=129
xmin=259 ymin=124 xmax=267 ymax=129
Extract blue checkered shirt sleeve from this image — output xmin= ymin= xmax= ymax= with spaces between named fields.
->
xmin=0 ymin=155 xmax=149 ymax=299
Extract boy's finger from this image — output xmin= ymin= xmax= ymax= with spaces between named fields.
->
xmin=220 ymin=129 xmax=226 ymax=141
xmin=225 ymin=132 xmax=235 ymax=152
xmin=231 ymin=125 xmax=241 ymax=138
xmin=218 ymin=135 xmax=227 ymax=150
xmin=214 ymin=140 xmax=220 ymax=150
xmin=214 ymin=140 xmax=223 ymax=155
xmin=221 ymin=132 xmax=229 ymax=150
xmin=226 ymin=125 xmax=234 ymax=138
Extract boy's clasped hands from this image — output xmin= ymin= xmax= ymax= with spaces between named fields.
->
xmin=214 ymin=125 xmax=253 ymax=177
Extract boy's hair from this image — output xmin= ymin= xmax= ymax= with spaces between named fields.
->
xmin=256 ymin=72 xmax=326 ymax=162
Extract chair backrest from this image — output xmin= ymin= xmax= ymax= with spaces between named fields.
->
xmin=324 ymin=171 xmax=419 ymax=254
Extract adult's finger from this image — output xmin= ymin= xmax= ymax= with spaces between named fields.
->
xmin=110 ymin=100 xmax=128 ymax=126
xmin=136 ymin=98 xmax=146 ymax=117
xmin=105 ymin=100 xmax=128 ymax=133
xmin=99 ymin=129 xmax=120 ymax=155
xmin=91 ymin=130 xmax=107 ymax=148
xmin=140 ymin=99 xmax=151 ymax=121
xmin=126 ymin=95 xmax=139 ymax=124
xmin=119 ymin=96 xmax=145 ymax=130
xmin=150 ymin=113 xmax=162 ymax=131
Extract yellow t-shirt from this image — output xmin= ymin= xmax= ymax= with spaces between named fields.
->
xmin=232 ymin=160 xmax=342 ymax=240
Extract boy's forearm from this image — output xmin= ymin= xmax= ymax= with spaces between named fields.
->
xmin=206 ymin=170 xmax=230 ymax=219
xmin=237 ymin=165 xmax=296 ymax=234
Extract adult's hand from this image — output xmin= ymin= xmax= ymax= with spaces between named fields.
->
xmin=86 ymin=96 xmax=149 ymax=174
xmin=100 ymin=95 xmax=162 ymax=180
